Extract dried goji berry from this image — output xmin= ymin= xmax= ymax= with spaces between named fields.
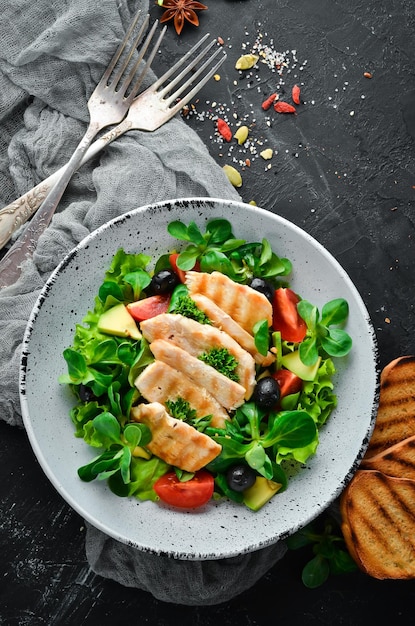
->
xmin=292 ymin=84 xmax=301 ymax=105
xmin=261 ymin=93 xmax=277 ymax=110
xmin=274 ymin=101 xmax=296 ymax=114
xmin=217 ymin=118 xmax=232 ymax=141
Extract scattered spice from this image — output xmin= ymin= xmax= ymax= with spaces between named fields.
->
xmin=292 ymin=84 xmax=301 ymax=104
xmin=179 ymin=29 xmax=310 ymax=178
xmin=234 ymin=125 xmax=249 ymax=145
xmin=261 ymin=93 xmax=277 ymax=110
xmin=217 ymin=36 xmax=225 ymax=46
xmin=158 ymin=0 xmax=207 ymax=35
xmin=213 ymin=74 xmax=221 ymax=81
xmin=274 ymin=101 xmax=296 ymax=114
xmin=235 ymin=54 xmax=259 ymax=70
xmin=363 ymin=71 xmax=373 ymax=79
xmin=223 ymin=164 xmax=242 ymax=187
xmin=217 ymin=118 xmax=232 ymax=141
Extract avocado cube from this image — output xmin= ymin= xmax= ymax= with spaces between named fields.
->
xmin=97 ymin=303 xmax=141 ymax=340
xmin=243 ymin=476 xmax=282 ymax=511
xmin=280 ymin=350 xmax=321 ymax=381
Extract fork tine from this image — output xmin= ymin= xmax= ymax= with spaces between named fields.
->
xmin=134 ymin=25 xmax=168 ymax=88
xmin=118 ymin=22 xmax=166 ymax=102
xmin=166 ymin=50 xmax=227 ymax=118
xmin=160 ymin=41 xmax=222 ymax=105
xmin=110 ymin=15 xmax=152 ymax=91
xmin=99 ymin=9 xmax=147 ymax=87
xmin=149 ymin=33 xmax=212 ymax=92
xmin=108 ymin=15 xmax=154 ymax=94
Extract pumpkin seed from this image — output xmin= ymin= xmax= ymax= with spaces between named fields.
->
xmin=223 ymin=164 xmax=243 ymax=188
xmin=234 ymin=125 xmax=249 ymax=145
xmin=235 ymin=54 xmax=259 ymax=70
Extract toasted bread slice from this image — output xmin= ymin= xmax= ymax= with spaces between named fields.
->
xmin=361 ymin=434 xmax=415 ymax=480
xmin=340 ymin=469 xmax=415 ymax=579
xmin=364 ymin=355 xmax=415 ymax=458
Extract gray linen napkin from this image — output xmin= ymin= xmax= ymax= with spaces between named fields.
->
xmin=0 ymin=0 xmax=287 ymax=604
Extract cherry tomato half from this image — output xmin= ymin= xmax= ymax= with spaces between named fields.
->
xmin=127 ymin=294 xmax=170 ymax=322
xmin=272 ymin=369 xmax=303 ymax=398
xmin=154 ymin=470 xmax=214 ymax=509
xmin=272 ymin=288 xmax=307 ymax=343
xmin=169 ymin=253 xmax=200 ymax=284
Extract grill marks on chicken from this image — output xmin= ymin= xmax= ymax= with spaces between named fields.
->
xmin=150 ymin=339 xmax=246 ymax=411
xmin=185 ymin=271 xmax=273 ymax=333
xmin=135 ymin=360 xmax=230 ymax=428
xmin=140 ymin=313 xmax=256 ymax=400
xmin=132 ymin=272 xmax=272 ymax=470
xmin=190 ymin=293 xmax=275 ymax=367
xmin=131 ymin=402 xmax=222 ymax=472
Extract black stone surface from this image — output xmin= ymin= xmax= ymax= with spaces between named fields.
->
xmin=1 ymin=0 xmax=415 ymax=623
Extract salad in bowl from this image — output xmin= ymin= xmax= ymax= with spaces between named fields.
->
xmin=20 ymin=199 xmax=377 ymax=558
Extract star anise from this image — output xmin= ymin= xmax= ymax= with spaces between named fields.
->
xmin=157 ymin=0 xmax=208 ymax=35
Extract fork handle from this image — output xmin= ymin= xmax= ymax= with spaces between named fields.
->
xmin=0 ymin=118 xmax=133 ymax=253
xmin=0 ymin=122 xmax=101 ymax=288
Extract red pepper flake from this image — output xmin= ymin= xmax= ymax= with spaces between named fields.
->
xmin=261 ymin=93 xmax=277 ymax=110
xmin=363 ymin=71 xmax=373 ymax=79
xmin=217 ymin=36 xmax=225 ymax=46
xmin=292 ymin=84 xmax=301 ymax=105
xmin=217 ymin=118 xmax=232 ymax=141
xmin=274 ymin=101 xmax=296 ymax=114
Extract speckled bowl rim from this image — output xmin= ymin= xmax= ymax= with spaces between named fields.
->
xmin=20 ymin=198 xmax=379 ymax=560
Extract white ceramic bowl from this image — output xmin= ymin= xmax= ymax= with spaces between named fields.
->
xmin=20 ymin=198 xmax=378 ymax=560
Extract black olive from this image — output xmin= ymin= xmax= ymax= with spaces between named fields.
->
xmin=150 ymin=268 xmax=180 ymax=294
xmin=253 ymin=376 xmax=280 ymax=409
xmin=249 ymin=277 xmax=275 ymax=302
xmin=226 ymin=464 xmax=256 ymax=492
xmin=78 ymin=384 xmax=96 ymax=403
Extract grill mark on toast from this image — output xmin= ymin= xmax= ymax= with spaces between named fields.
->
xmin=346 ymin=472 xmax=415 ymax=576
xmin=366 ymin=455 xmax=415 ymax=476
xmin=348 ymin=474 xmax=390 ymax=551
xmin=377 ymin=395 xmax=415 ymax=412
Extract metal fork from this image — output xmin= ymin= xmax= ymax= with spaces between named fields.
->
xmin=0 ymin=11 xmax=163 ymax=288
xmin=0 ymin=34 xmax=226 ymax=253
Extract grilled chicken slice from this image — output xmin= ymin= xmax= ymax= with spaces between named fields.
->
xmin=140 ymin=314 xmax=256 ymax=399
xmin=185 ymin=271 xmax=273 ymax=333
xmin=150 ymin=339 xmax=246 ymax=411
xmin=190 ymin=293 xmax=275 ymax=367
xmin=134 ymin=360 xmax=230 ymax=428
xmin=131 ymin=402 xmax=221 ymax=472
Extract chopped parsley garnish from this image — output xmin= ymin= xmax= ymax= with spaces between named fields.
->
xmin=173 ymin=295 xmax=211 ymax=324
xmin=198 ymin=347 xmax=240 ymax=382
xmin=165 ymin=397 xmax=212 ymax=432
